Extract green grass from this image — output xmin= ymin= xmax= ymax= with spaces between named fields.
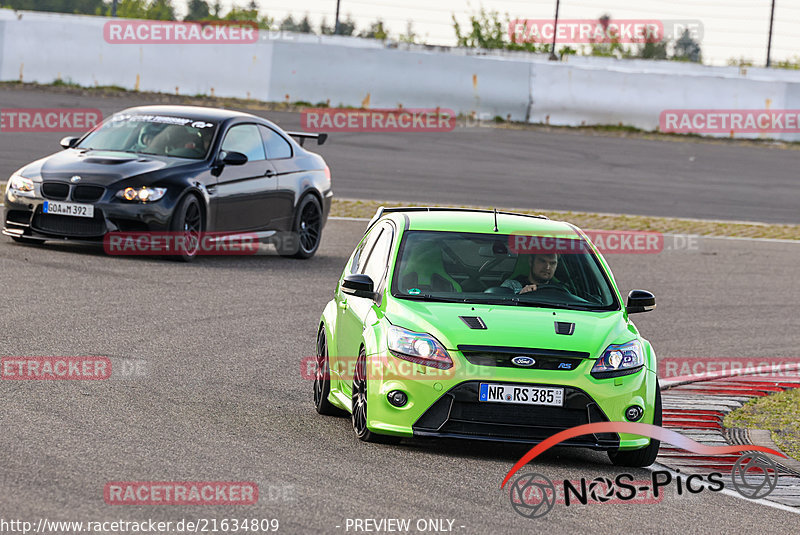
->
xmin=724 ymin=389 xmax=800 ymax=461
xmin=331 ymin=198 xmax=800 ymax=241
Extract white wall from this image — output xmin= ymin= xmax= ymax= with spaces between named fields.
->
xmin=1 ymin=9 xmax=798 ymax=141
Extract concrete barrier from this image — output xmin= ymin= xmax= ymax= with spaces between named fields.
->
xmin=2 ymin=9 xmax=800 ymax=140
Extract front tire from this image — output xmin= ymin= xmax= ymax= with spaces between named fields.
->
xmin=608 ymin=381 xmax=662 ymax=467
xmin=169 ymin=194 xmax=204 ymax=262
xmin=314 ymin=326 xmax=346 ymax=416
xmin=351 ymin=348 xmax=401 ymax=444
xmin=278 ymin=194 xmax=322 ymax=259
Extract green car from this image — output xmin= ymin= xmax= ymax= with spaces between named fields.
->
xmin=315 ymin=207 xmax=661 ymax=466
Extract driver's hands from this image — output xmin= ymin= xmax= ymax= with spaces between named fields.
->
xmin=520 ymin=284 xmax=538 ymax=294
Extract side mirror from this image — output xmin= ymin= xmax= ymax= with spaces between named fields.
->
xmin=341 ymin=273 xmax=378 ymax=300
xmin=626 ymin=290 xmax=655 ymax=314
xmin=219 ymin=150 xmax=248 ymax=166
xmin=60 ymin=136 xmax=79 ymax=149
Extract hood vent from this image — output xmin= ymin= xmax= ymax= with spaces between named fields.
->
xmin=554 ymin=321 xmax=575 ymax=335
xmin=460 ymin=316 xmax=487 ymax=330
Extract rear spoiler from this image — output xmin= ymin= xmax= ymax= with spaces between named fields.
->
xmin=287 ymin=131 xmax=328 ymax=147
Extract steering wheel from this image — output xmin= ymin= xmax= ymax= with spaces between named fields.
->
xmin=525 ymin=284 xmax=572 ymax=296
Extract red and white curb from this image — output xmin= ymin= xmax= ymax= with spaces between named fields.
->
xmin=657 ymin=371 xmax=800 ymax=508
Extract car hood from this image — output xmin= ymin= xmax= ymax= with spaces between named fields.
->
xmin=384 ymin=298 xmax=636 ymax=359
xmin=25 ymin=149 xmax=197 ymax=185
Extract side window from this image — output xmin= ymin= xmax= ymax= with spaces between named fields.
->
xmin=221 ymin=124 xmax=266 ymax=162
xmin=362 ymin=227 xmax=394 ymax=286
xmin=354 ymin=228 xmax=383 ymax=274
xmin=259 ymin=126 xmax=292 ymax=159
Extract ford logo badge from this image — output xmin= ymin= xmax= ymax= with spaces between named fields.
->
xmin=511 ymin=356 xmax=535 ymax=367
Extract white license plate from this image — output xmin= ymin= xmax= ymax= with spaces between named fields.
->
xmin=479 ymin=383 xmax=564 ymax=406
xmin=43 ymin=201 xmax=94 ymax=218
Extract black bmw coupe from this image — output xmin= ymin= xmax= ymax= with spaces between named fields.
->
xmin=3 ymin=105 xmax=332 ymax=260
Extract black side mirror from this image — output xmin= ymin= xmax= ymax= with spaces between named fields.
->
xmin=219 ymin=150 xmax=248 ymax=166
xmin=626 ymin=290 xmax=655 ymax=314
xmin=341 ymin=274 xmax=378 ymax=300
xmin=60 ymin=136 xmax=79 ymax=149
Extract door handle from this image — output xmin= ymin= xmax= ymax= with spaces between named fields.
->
xmin=265 ymin=169 xmax=276 ymax=177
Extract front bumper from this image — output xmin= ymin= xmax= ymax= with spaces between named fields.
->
xmin=362 ymin=350 xmax=658 ymax=450
xmin=3 ymin=187 xmax=174 ymax=241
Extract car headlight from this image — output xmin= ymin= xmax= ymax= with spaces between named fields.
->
xmin=116 ymin=187 xmax=167 ymax=202
xmin=591 ymin=340 xmax=645 ymax=378
xmin=8 ymin=172 xmax=36 ymax=197
xmin=388 ymin=325 xmax=453 ymax=369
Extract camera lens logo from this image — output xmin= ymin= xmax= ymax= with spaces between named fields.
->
xmin=508 ymin=473 xmax=556 ymax=518
xmin=731 ymin=453 xmax=778 ymax=499
xmin=586 ymin=477 xmax=615 ymax=502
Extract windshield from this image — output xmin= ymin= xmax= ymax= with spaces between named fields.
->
xmin=391 ymin=230 xmax=619 ymax=311
xmin=76 ymin=113 xmax=218 ymax=160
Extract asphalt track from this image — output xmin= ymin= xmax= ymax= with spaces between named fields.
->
xmin=1 ymin=215 xmax=800 ymax=533
xmin=2 ymin=86 xmax=800 ymax=533
xmin=1 ymin=85 xmax=800 ymax=223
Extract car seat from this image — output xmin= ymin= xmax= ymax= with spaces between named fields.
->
xmin=399 ymin=239 xmax=462 ymax=293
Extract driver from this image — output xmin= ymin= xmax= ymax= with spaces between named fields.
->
xmin=501 ymin=253 xmax=560 ymax=294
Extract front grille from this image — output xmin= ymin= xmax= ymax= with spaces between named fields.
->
xmin=413 ymin=381 xmax=618 ymax=447
xmin=459 ymin=345 xmax=588 ymax=371
xmin=41 ymin=182 xmax=70 ymax=200
xmin=31 ymin=209 xmax=106 ymax=238
xmin=72 ymin=185 xmax=105 ymax=203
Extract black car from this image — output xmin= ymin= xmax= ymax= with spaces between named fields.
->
xmin=3 ymin=105 xmax=332 ymax=260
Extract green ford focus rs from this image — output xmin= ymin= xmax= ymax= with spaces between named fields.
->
xmin=315 ymin=207 xmax=661 ymax=466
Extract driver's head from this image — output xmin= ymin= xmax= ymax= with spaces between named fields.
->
xmin=529 ymin=253 xmax=558 ymax=283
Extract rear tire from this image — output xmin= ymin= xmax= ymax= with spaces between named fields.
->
xmin=278 ymin=194 xmax=322 ymax=259
xmin=314 ymin=326 xmax=347 ymax=416
xmin=351 ymin=347 xmax=401 ymax=444
xmin=608 ymin=381 xmax=662 ymax=467
xmin=168 ymin=195 xmax=204 ymax=262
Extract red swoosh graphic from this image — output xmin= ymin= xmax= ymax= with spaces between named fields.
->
xmin=501 ymin=422 xmax=786 ymax=488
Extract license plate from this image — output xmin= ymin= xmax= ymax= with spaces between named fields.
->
xmin=479 ymin=383 xmax=564 ymax=406
xmin=43 ymin=201 xmax=94 ymax=218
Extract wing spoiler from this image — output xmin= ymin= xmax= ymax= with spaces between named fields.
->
xmin=287 ymin=131 xmax=328 ymax=146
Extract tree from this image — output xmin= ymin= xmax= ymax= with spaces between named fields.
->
xmin=145 ymin=0 xmax=175 ymax=21
xmin=452 ymin=9 xmax=504 ymax=49
xmin=398 ymin=21 xmax=417 ymax=44
xmin=1 ymin=0 xmax=104 ymax=13
xmin=184 ymin=0 xmax=210 ymax=21
xmin=297 ymin=14 xmax=313 ymax=34
xmin=453 ymin=9 xmax=543 ymax=53
xmin=673 ymin=29 xmax=702 ymax=63
xmin=359 ymin=19 xmax=388 ymax=40
xmin=321 ymin=15 xmax=355 ymax=36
